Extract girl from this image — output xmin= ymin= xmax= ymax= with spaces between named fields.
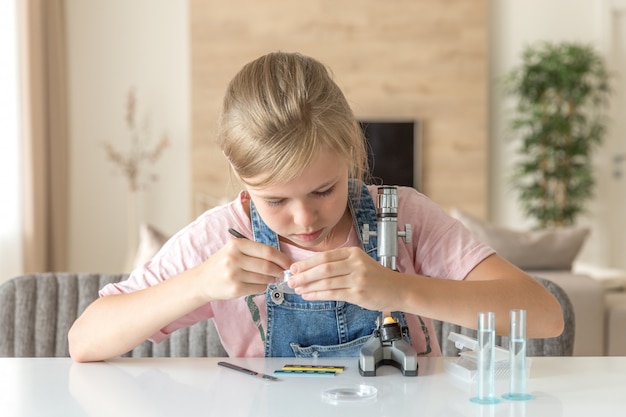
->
xmin=69 ymin=52 xmax=564 ymax=362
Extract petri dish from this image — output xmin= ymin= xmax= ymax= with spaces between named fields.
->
xmin=321 ymin=384 xmax=378 ymax=404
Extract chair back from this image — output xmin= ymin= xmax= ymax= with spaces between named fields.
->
xmin=432 ymin=276 xmax=576 ymax=356
xmin=0 ymin=273 xmax=227 ymax=358
xmin=2 ymin=273 xmax=573 ymax=358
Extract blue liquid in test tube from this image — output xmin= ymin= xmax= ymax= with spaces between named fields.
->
xmin=471 ymin=312 xmax=501 ymax=405
xmin=502 ymin=309 xmax=533 ymax=401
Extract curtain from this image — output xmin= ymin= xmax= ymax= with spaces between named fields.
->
xmin=19 ymin=0 xmax=69 ymax=273
xmin=0 ymin=0 xmax=22 ymax=284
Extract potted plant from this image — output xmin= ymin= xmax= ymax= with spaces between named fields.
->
xmin=504 ymin=41 xmax=611 ymax=228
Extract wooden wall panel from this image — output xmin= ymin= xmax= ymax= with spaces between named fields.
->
xmin=190 ymin=0 xmax=488 ymax=218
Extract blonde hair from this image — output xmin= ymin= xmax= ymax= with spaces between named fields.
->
xmin=217 ymin=52 xmax=368 ymax=188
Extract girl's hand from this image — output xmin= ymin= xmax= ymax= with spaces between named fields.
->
xmin=195 ymin=239 xmax=291 ymax=301
xmin=287 ymin=247 xmax=402 ymax=311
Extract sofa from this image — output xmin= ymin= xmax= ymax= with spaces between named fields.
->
xmin=528 ymin=268 xmax=625 ymax=356
xmin=451 ymin=208 xmax=626 ymax=356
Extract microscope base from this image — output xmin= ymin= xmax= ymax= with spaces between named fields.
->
xmin=358 ymin=336 xmax=418 ymax=377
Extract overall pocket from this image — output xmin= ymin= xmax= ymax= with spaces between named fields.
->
xmin=265 ymin=290 xmax=380 ymax=357
xmin=289 ymin=334 xmax=373 ymax=358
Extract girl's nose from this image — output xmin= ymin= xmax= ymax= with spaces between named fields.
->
xmin=292 ymin=200 xmax=317 ymax=227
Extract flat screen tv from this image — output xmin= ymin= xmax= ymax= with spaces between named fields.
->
xmin=359 ymin=120 xmax=419 ymax=190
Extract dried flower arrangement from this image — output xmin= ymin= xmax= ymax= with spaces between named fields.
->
xmin=103 ymin=88 xmax=169 ymax=192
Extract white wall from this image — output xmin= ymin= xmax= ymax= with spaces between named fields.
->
xmin=65 ymin=0 xmax=190 ymax=272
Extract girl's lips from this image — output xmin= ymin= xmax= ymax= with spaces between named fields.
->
xmin=293 ymin=229 xmax=324 ymax=242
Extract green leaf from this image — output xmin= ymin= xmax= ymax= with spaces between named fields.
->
xmin=503 ymin=41 xmax=611 ymax=227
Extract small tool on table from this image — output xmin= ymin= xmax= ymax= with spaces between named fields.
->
xmin=273 ymin=364 xmax=345 ymax=377
xmin=218 ymin=361 xmax=279 ymax=381
xmin=281 ymin=364 xmax=345 ymax=373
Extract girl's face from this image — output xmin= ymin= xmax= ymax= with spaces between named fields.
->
xmin=243 ymin=150 xmax=351 ymax=251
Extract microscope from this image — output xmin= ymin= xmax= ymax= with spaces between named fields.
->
xmin=358 ymin=186 xmax=419 ymax=377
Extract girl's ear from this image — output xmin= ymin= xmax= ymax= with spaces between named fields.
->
xmin=240 ymin=191 xmax=251 ymax=218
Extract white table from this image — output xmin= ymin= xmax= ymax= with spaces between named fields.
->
xmin=1 ymin=356 xmax=625 ymax=416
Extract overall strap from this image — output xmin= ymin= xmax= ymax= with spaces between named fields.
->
xmin=244 ymin=200 xmax=280 ymax=343
xmin=250 ymin=200 xmax=280 ymax=249
xmin=347 ymin=179 xmax=378 ymax=262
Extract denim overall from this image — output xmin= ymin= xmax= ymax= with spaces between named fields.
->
xmin=249 ymin=180 xmax=412 ymax=358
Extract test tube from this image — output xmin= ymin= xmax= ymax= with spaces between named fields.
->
xmin=470 ymin=312 xmax=501 ymax=404
xmin=502 ymin=309 xmax=533 ymax=401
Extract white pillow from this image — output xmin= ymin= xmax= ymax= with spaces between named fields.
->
xmin=131 ymin=223 xmax=169 ymax=269
xmin=450 ymin=208 xmax=589 ymax=271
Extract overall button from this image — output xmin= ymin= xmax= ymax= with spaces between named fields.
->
xmin=270 ymin=288 xmax=284 ymax=305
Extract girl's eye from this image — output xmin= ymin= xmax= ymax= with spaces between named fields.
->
xmin=314 ymin=185 xmax=336 ymax=198
xmin=264 ymin=185 xmax=335 ymax=207
xmin=266 ymin=199 xmax=285 ymax=207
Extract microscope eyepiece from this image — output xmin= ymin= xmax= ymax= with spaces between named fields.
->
xmin=376 ymin=186 xmax=398 ymax=217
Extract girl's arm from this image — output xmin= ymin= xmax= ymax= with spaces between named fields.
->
xmin=68 ymin=239 xmax=290 ymax=362
xmin=395 ymin=253 xmax=564 ymax=338
xmin=289 ymin=250 xmax=564 ymax=339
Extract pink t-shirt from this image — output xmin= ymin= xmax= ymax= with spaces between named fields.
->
xmin=100 ymin=186 xmax=494 ymax=357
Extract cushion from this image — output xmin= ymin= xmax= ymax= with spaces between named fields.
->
xmin=131 ymin=223 xmax=169 ymax=269
xmin=450 ymin=208 xmax=589 ymax=270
